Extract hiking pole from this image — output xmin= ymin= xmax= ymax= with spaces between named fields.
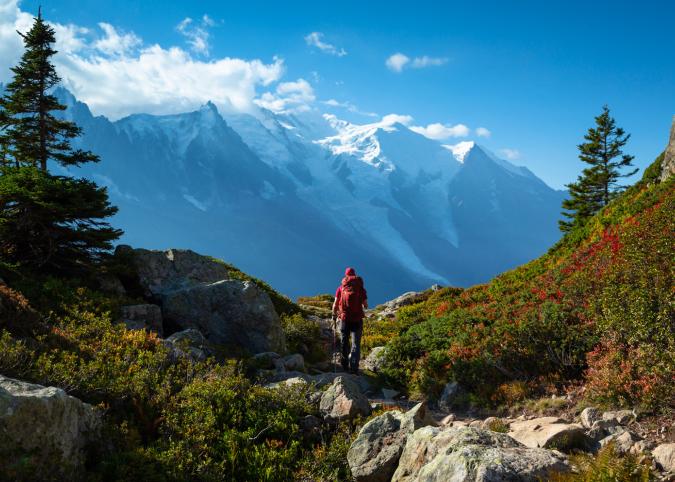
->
xmin=331 ymin=314 xmax=337 ymax=374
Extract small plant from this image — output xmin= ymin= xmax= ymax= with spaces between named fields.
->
xmin=281 ymin=313 xmax=326 ymax=362
xmin=548 ymin=443 xmax=653 ymax=481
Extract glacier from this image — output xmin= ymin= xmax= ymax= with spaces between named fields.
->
xmin=52 ymin=87 xmax=566 ymax=303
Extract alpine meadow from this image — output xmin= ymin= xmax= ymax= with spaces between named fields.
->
xmin=0 ymin=2 xmax=673 ymax=482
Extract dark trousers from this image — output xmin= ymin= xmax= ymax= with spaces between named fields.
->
xmin=340 ymin=318 xmax=363 ymax=371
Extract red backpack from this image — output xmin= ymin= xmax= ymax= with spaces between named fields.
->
xmin=340 ymin=275 xmax=365 ymax=320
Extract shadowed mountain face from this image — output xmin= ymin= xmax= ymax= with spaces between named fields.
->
xmin=53 ymin=88 xmax=565 ymax=303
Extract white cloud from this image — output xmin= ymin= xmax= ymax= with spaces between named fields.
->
xmin=93 ymin=23 xmax=140 ymax=56
xmin=385 ymin=53 xmax=410 ymax=72
xmin=322 ymin=98 xmax=378 ymax=118
xmin=475 ymin=127 xmax=491 ymax=138
xmin=410 ymin=122 xmax=469 ymax=140
xmin=0 ymin=3 xmax=285 ymax=119
xmin=256 ymin=78 xmax=315 ymax=113
xmin=380 ymin=113 xmax=413 ymax=126
xmin=387 ymin=52 xmax=447 ymax=72
xmin=176 ymin=15 xmax=215 ymax=56
xmin=410 ymin=55 xmax=448 ymax=68
xmin=499 ymin=148 xmax=521 ymax=160
xmin=304 ymin=31 xmax=347 ymax=57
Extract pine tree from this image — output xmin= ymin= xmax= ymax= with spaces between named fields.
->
xmin=560 ymin=106 xmax=638 ymax=232
xmin=0 ymin=11 xmax=121 ymax=275
xmin=0 ymin=8 xmax=98 ymax=172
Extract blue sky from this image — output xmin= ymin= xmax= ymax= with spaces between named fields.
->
xmin=3 ymin=0 xmax=674 ymax=188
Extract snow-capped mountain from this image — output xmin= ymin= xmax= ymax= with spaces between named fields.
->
xmin=54 ymin=88 xmax=565 ymax=302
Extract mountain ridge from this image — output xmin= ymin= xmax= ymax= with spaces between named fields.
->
xmin=51 ymin=87 xmax=566 ymax=303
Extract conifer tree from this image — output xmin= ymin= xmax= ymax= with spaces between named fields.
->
xmin=0 ymin=8 xmax=97 ymax=172
xmin=0 ymin=10 xmax=121 ymax=275
xmin=560 ymin=106 xmax=637 ymax=232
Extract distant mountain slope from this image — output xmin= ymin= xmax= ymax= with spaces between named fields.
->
xmin=54 ymin=88 xmax=565 ymax=302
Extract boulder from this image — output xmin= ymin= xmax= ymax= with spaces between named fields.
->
xmin=586 ymin=418 xmax=623 ymax=441
xmin=163 ymin=328 xmax=210 ymax=361
xmin=653 ymin=443 xmax=675 ymax=473
xmin=508 ymin=417 xmax=590 ymax=451
xmin=438 ymin=381 xmax=462 ymax=411
xmin=161 ymin=279 xmax=285 ymax=354
xmin=348 ymin=402 xmax=436 ymax=482
xmin=599 ymin=430 xmax=640 ymax=455
xmin=120 ymin=303 xmax=163 ymax=336
xmin=579 ymin=406 xmax=601 ymax=429
xmin=252 ymin=351 xmax=281 ymax=369
xmin=392 ymin=426 xmax=570 ymax=482
xmin=601 ymin=409 xmax=636 ymax=425
xmin=0 ymin=375 xmax=100 ymax=479
xmin=320 ymin=376 xmax=371 ymax=421
xmin=118 ymin=246 xmax=232 ymax=297
xmin=362 ymin=346 xmax=387 ymax=373
xmin=281 ymin=353 xmax=305 ymax=371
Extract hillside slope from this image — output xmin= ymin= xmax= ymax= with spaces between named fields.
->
xmin=369 ymin=152 xmax=674 ymax=413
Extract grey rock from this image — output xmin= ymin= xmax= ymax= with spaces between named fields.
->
xmin=376 ymin=291 xmax=426 ymax=318
xmin=252 ymin=351 xmax=281 ymax=369
xmin=601 ymin=409 xmax=636 ymax=425
xmin=438 ymin=381 xmax=461 ymax=411
xmin=653 ymin=443 xmax=675 ymax=473
xmin=392 ymin=426 xmax=570 ymax=482
xmin=362 ymin=346 xmax=387 ymax=373
xmin=282 ymin=353 xmax=305 ymax=371
xmin=586 ymin=418 xmax=623 ymax=441
xmin=120 ymin=303 xmax=163 ymax=336
xmin=599 ymin=430 xmax=640 ymax=455
xmin=163 ymin=328 xmax=210 ymax=361
xmin=0 ymin=375 xmax=100 ymax=479
xmin=659 ymin=116 xmax=675 ymax=183
xmin=580 ymin=406 xmax=601 ymax=429
xmin=161 ymin=279 xmax=286 ymax=354
xmin=122 ymin=246 xmax=286 ymax=354
xmin=119 ymin=246 xmax=232 ymax=297
xmin=348 ymin=402 xmax=436 ymax=482
xmin=320 ymin=376 xmax=371 ymax=421
xmin=508 ymin=417 xmax=590 ymax=451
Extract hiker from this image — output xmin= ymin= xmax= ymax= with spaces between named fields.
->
xmin=332 ymin=267 xmax=368 ymax=374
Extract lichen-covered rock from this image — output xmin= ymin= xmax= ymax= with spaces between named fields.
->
xmin=120 ymin=303 xmax=163 ymax=336
xmin=161 ymin=279 xmax=285 ymax=354
xmin=320 ymin=376 xmax=370 ymax=421
xmin=117 ymin=246 xmax=232 ymax=296
xmin=362 ymin=346 xmax=387 ymax=373
xmin=163 ymin=328 xmax=210 ymax=361
xmin=580 ymin=406 xmax=601 ymax=429
xmin=601 ymin=409 xmax=636 ymax=426
xmin=392 ymin=426 xmax=570 ymax=482
xmin=599 ymin=429 xmax=640 ymax=455
xmin=653 ymin=443 xmax=675 ymax=473
xmin=348 ymin=402 xmax=436 ymax=482
xmin=508 ymin=416 xmax=590 ymax=451
xmin=0 ymin=375 xmax=100 ymax=479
